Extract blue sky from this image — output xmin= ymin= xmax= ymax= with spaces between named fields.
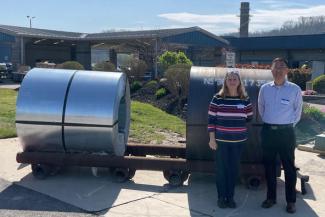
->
xmin=1 ymin=0 xmax=325 ymax=35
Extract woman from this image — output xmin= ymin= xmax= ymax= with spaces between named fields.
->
xmin=208 ymin=70 xmax=253 ymax=208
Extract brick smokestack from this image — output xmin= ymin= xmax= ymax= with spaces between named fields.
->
xmin=240 ymin=2 xmax=250 ymax=37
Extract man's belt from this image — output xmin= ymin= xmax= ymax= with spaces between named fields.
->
xmin=263 ymin=123 xmax=293 ymax=130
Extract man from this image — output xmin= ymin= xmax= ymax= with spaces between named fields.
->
xmin=258 ymin=57 xmax=303 ymax=214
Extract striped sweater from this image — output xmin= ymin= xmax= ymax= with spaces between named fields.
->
xmin=208 ymin=95 xmax=253 ymax=143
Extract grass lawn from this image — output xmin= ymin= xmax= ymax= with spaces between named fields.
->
xmin=130 ymin=101 xmax=185 ymax=143
xmin=0 ymin=89 xmax=17 ymax=138
xmin=0 ymin=89 xmax=186 ymax=143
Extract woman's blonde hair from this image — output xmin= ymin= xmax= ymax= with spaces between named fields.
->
xmin=218 ymin=71 xmax=247 ymax=99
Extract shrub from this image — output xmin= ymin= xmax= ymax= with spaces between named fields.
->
xmin=130 ymin=81 xmax=142 ymax=93
xmin=57 ymin=61 xmax=84 ymax=70
xmin=122 ymin=58 xmax=147 ymax=81
xmin=303 ymin=104 xmax=325 ymax=122
xmin=312 ymin=75 xmax=325 ymax=94
xmin=287 ymin=68 xmax=312 ymax=90
xmin=165 ymin=64 xmax=191 ymax=100
xmin=155 ymin=88 xmax=167 ymax=99
xmin=144 ymin=80 xmax=158 ymax=87
xmin=93 ymin=61 xmax=116 ymax=72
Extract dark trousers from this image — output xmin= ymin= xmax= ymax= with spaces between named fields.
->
xmin=261 ymin=126 xmax=297 ymax=203
xmin=215 ymin=141 xmax=244 ymax=200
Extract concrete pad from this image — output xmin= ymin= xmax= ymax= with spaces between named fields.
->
xmin=101 ymin=197 xmax=200 ymax=217
xmin=15 ymin=169 xmax=169 ymax=212
xmin=0 ymin=83 xmax=20 ymax=90
xmin=1 ymin=137 xmax=325 ymax=216
xmin=153 ymin=173 xmax=321 ymax=217
xmin=0 ymin=138 xmax=170 ymax=212
xmin=0 ymin=138 xmax=30 ymax=182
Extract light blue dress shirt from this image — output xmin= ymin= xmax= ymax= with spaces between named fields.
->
xmin=258 ymin=80 xmax=303 ymax=126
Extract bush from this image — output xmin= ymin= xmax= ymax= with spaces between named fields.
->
xmin=303 ymin=104 xmax=325 ymax=122
xmin=155 ymin=88 xmax=167 ymax=99
xmin=144 ymin=80 xmax=158 ymax=87
xmin=122 ymin=58 xmax=147 ymax=81
xmin=312 ymin=75 xmax=325 ymax=94
xmin=130 ymin=81 xmax=142 ymax=93
xmin=287 ymin=69 xmax=312 ymax=90
xmin=158 ymin=51 xmax=192 ymax=72
xmin=165 ymin=64 xmax=191 ymax=100
xmin=93 ymin=61 xmax=116 ymax=72
xmin=57 ymin=61 xmax=84 ymax=70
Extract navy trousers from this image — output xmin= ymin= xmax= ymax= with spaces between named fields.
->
xmin=215 ymin=141 xmax=244 ymax=200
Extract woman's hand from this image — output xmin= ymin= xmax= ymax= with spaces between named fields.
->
xmin=209 ymin=139 xmax=218 ymax=150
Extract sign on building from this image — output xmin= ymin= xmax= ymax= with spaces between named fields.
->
xmin=226 ymin=52 xmax=236 ymax=67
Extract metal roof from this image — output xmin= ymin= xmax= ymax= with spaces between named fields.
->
xmin=225 ymin=34 xmax=325 ymax=50
xmin=0 ymin=24 xmax=84 ymax=40
xmin=0 ymin=24 xmax=229 ymax=46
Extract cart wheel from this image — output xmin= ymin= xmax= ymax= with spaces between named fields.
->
xmin=181 ymin=171 xmax=190 ymax=183
xmin=112 ymin=167 xmax=136 ymax=182
xmin=128 ymin=168 xmax=136 ymax=179
xmin=245 ymin=176 xmax=262 ymax=190
xmin=163 ymin=170 xmax=189 ymax=187
xmin=31 ymin=164 xmax=51 ymax=180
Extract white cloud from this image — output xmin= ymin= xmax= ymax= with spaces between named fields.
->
xmin=250 ymin=5 xmax=325 ymax=31
xmin=259 ymin=0 xmax=307 ymax=9
xmin=158 ymin=12 xmax=238 ymax=25
xmin=157 ymin=4 xmax=325 ymax=34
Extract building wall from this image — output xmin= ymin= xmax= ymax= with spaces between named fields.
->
xmin=11 ymin=37 xmax=22 ymax=68
xmin=188 ymin=46 xmax=223 ymax=66
xmin=237 ymin=49 xmax=325 ymax=66
xmin=25 ymin=43 xmax=71 ymax=67
xmin=75 ymin=42 xmax=91 ymax=70
xmin=0 ymin=32 xmax=15 ymax=64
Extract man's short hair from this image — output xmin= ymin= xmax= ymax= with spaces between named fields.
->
xmin=272 ymin=57 xmax=288 ymax=68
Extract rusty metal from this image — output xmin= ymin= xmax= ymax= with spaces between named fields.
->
xmin=16 ymin=151 xmax=264 ymax=175
xmin=126 ymin=143 xmax=186 ymax=158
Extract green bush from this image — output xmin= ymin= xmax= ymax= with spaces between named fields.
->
xmin=287 ymin=69 xmax=311 ymax=90
xmin=130 ymin=81 xmax=142 ymax=93
xmin=144 ymin=80 xmax=158 ymax=87
xmin=303 ymin=104 xmax=325 ymax=122
xmin=93 ymin=61 xmax=116 ymax=72
xmin=312 ymin=75 xmax=325 ymax=94
xmin=57 ymin=61 xmax=84 ymax=70
xmin=155 ymin=88 xmax=167 ymax=99
xmin=158 ymin=51 xmax=192 ymax=72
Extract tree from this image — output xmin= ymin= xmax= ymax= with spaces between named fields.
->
xmin=158 ymin=51 xmax=192 ymax=72
xmin=165 ymin=63 xmax=191 ymax=110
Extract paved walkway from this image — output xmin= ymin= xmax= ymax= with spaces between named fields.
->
xmin=0 ymin=79 xmax=20 ymax=90
xmin=1 ymin=138 xmax=324 ymax=216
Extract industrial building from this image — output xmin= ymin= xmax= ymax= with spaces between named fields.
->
xmin=0 ymin=25 xmax=228 ymax=77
